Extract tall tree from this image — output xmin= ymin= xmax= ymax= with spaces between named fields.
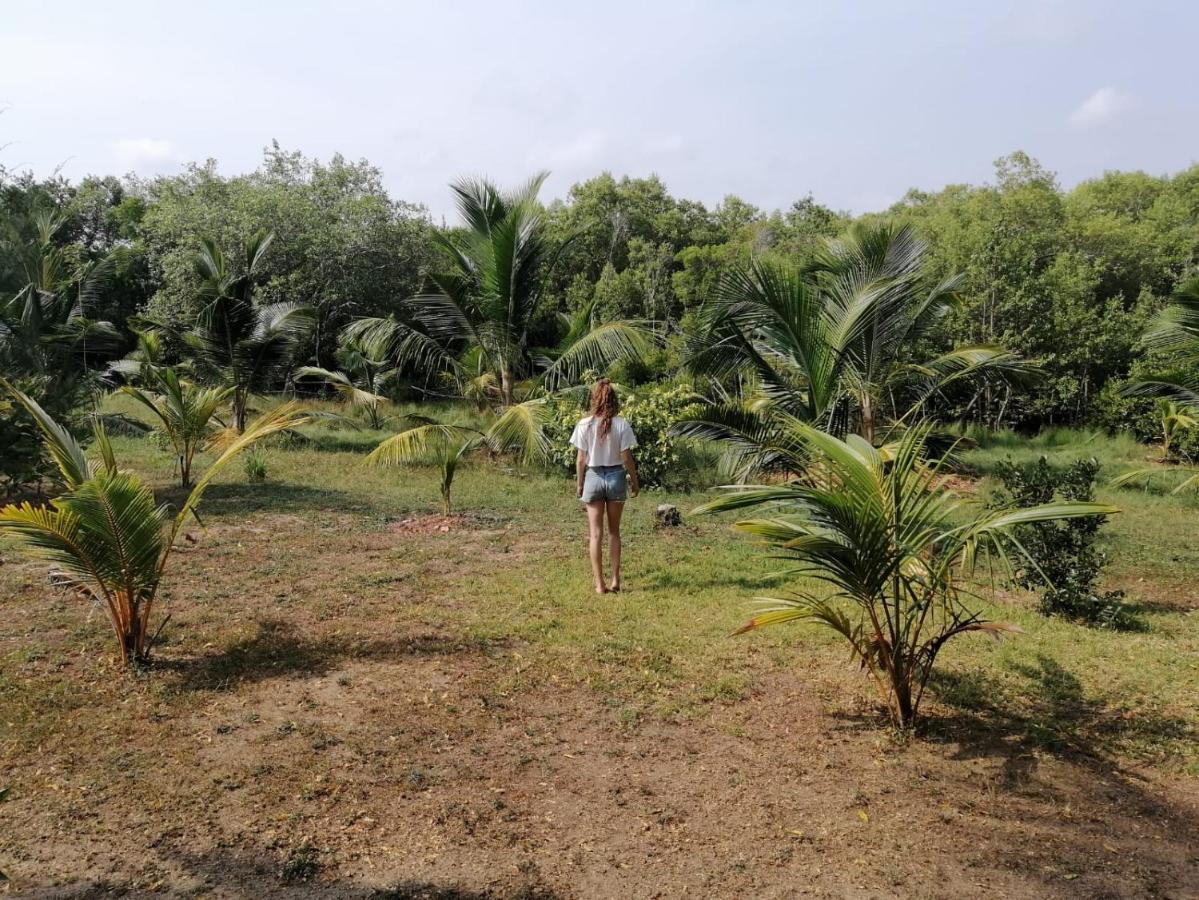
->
xmin=347 ymin=174 xmax=648 ymax=406
xmin=681 ymin=222 xmax=1030 ymax=476
xmin=163 ymin=231 xmax=314 ymax=431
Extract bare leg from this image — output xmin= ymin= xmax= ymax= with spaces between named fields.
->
xmin=606 ymin=501 xmax=625 ymax=591
xmin=586 ymin=501 xmax=608 ymax=593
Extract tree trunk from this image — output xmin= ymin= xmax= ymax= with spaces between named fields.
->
xmin=860 ymin=394 xmax=875 ymax=445
xmin=234 ymin=391 xmax=247 ymax=432
xmin=892 ymin=674 xmax=915 ymax=729
xmin=499 ymin=365 xmax=514 ymax=407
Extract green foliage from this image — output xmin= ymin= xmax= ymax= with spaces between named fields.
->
xmin=890 ymin=153 xmax=1192 ymax=425
xmin=154 ymin=231 xmax=314 ymax=430
xmin=695 ymin=424 xmax=1115 ymax=728
xmin=121 ymin=368 xmax=231 ymax=486
xmin=0 ymin=382 xmax=307 ymax=665
xmin=542 ymin=383 xmax=707 ymax=489
xmin=137 ymin=145 xmax=433 ymax=355
xmin=993 ymin=457 xmax=1130 ymax=628
xmin=346 ymin=174 xmax=650 ymax=404
xmin=243 ymin=449 xmax=269 ymax=482
xmin=366 ymin=422 xmax=485 ymax=514
xmin=679 ymin=222 xmax=1033 ymax=476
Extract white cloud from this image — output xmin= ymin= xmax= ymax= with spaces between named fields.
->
xmin=111 ymin=137 xmax=182 ymax=170
xmin=1068 ymin=88 xmax=1135 ymax=127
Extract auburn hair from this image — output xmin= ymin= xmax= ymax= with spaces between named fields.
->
xmin=590 ymin=378 xmax=619 ymax=438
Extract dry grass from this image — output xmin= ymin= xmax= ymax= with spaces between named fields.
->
xmin=0 ymin=418 xmax=1197 ymax=897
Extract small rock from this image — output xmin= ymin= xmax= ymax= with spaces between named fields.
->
xmin=655 ymin=504 xmax=682 ymax=527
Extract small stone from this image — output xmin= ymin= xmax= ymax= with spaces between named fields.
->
xmin=655 ymin=504 xmax=682 ymax=527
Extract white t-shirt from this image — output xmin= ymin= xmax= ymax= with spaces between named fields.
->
xmin=570 ymin=415 xmax=637 ymax=467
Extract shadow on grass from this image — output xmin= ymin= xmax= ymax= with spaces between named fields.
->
xmin=637 ymin=568 xmax=768 ymax=592
xmin=159 ymin=618 xmax=510 ymax=691
xmin=926 ymin=654 xmax=1192 ymax=784
xmin=159 ymin=480 xmax=368 ymax=518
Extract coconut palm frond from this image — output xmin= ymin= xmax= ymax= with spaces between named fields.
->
xmin=486 ymin=397 xmax=549 ymax=464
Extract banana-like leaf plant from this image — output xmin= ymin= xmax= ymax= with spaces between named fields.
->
xmin=1156 ymin=398 xmax=1197 ymax=459
xmin=121 ymin=368 xmax=233 ymax=486
xmin=0 ymin=381 xmax=308 ymax=666
xmin=695 ymin=422 xmax=1116 ymax=728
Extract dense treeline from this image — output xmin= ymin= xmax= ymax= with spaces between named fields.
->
xmin=3 ymin=146 xmax=1198 ymax=445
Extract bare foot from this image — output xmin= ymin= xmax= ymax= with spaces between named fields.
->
xmin=595 ymin=584 xmax=609 ymax=594
xmin=608 ymin=582 xmax=621 ymax=593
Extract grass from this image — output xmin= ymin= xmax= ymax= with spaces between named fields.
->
xmin=1 ymin=411 xmax=1198 ymax=894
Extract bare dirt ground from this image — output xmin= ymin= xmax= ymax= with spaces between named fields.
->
xmin=2 ymin=505 xmax=1198 ymax=899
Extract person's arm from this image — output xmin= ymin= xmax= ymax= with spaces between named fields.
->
xmin=576 ymin=449 xmax=588 ymax=498
xmin=622 ymin=449 xmax=640 ymax=498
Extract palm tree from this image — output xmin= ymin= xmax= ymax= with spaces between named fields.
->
xmin=0 ymin=381 xmax=307 ymax=666
xmin=165 ymin=231 xmax=314 ymax=431
xmin=0 ymin=209 xmax=121 ymax=384
xmin=105 ymin=326 xmax=168 ymax=386
xmin=365 ymin=422 xmax=486 ymax=515
xmin=345 ymin=174 xmax=649 ymax=407
xmin=696 ymin=422 xmax=1114 ymax=728
xmin=681 ymin=222 xmax=1031 ymax=476
xmin=294 ymin=335 xmax=400 ymax=429
xmin=1126 ymin=276 xmax=1199 ymax=411
xmin=1113 ymin=277 xmax=1199 ymax=491
xmin=121 ymin=368 xmax=233 ymax=486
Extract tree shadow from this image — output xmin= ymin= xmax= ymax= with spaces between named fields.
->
xmin=163 ymin=480 xmax=367 ymax=517
xmin=926 ymin=654 xmax=1191 ymax=779
xmin=922 ymin=654 xmax=1198 ymax=892
xmin=156 ymin=618 xmax=511 ymax=691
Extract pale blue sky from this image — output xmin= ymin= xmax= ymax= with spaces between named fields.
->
xmin=2 ymin=0 xmax=1196 ymax=219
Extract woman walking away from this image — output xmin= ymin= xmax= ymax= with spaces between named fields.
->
xmin=571 ymin=379 xmax=640 ymax=594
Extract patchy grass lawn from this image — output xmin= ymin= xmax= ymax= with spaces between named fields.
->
xmin=1 ymin=418 xmax=1197 ymax=898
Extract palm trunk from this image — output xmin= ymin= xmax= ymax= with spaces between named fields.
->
xmin=234 ymin=390 xmax=248 ymax=432
xmin=499 ymin=365 xmax=514 ymax=407
xmin=860 ymin=394 xmax=875 ymax=445
xmin=440 ymin=486 xmax=452 ymax=516
xmin=893 ymin=677 xmax=915 ymax=729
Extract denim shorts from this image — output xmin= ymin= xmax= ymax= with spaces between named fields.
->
xmin=581 ymin=465 xmax=628 ymax=502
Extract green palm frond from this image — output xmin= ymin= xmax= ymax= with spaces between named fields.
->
xmin=2 ymin=379 xmax=90 ymax=487
xmin=543 ymin=320 xmax=653 ymax=389
xmin=486 ymin=398 xmax=549 ymax=464
xmin=695 ymin=421 xmax=1115 ymax=727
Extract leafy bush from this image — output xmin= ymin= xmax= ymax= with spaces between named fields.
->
xmin=542 ymin=383 xmax=710 ymax=489
xmin=243 ymin=450 xmax=269 ymax=482
xmin=993 ymin=456 xmax=1130 ymax=627
xmin=1089 ymin=379 xmax=1158 ymax=441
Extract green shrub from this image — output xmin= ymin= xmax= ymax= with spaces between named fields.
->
xmin=243 ymin=450 xmax=269 ymax=482
xmin=543 ymin=383 xmax=711 ymax=489
xmin=1090 ymin=378 xmax=1157 ymax=441
xmin=993 ymin=456 xmax=1130 ymax=628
